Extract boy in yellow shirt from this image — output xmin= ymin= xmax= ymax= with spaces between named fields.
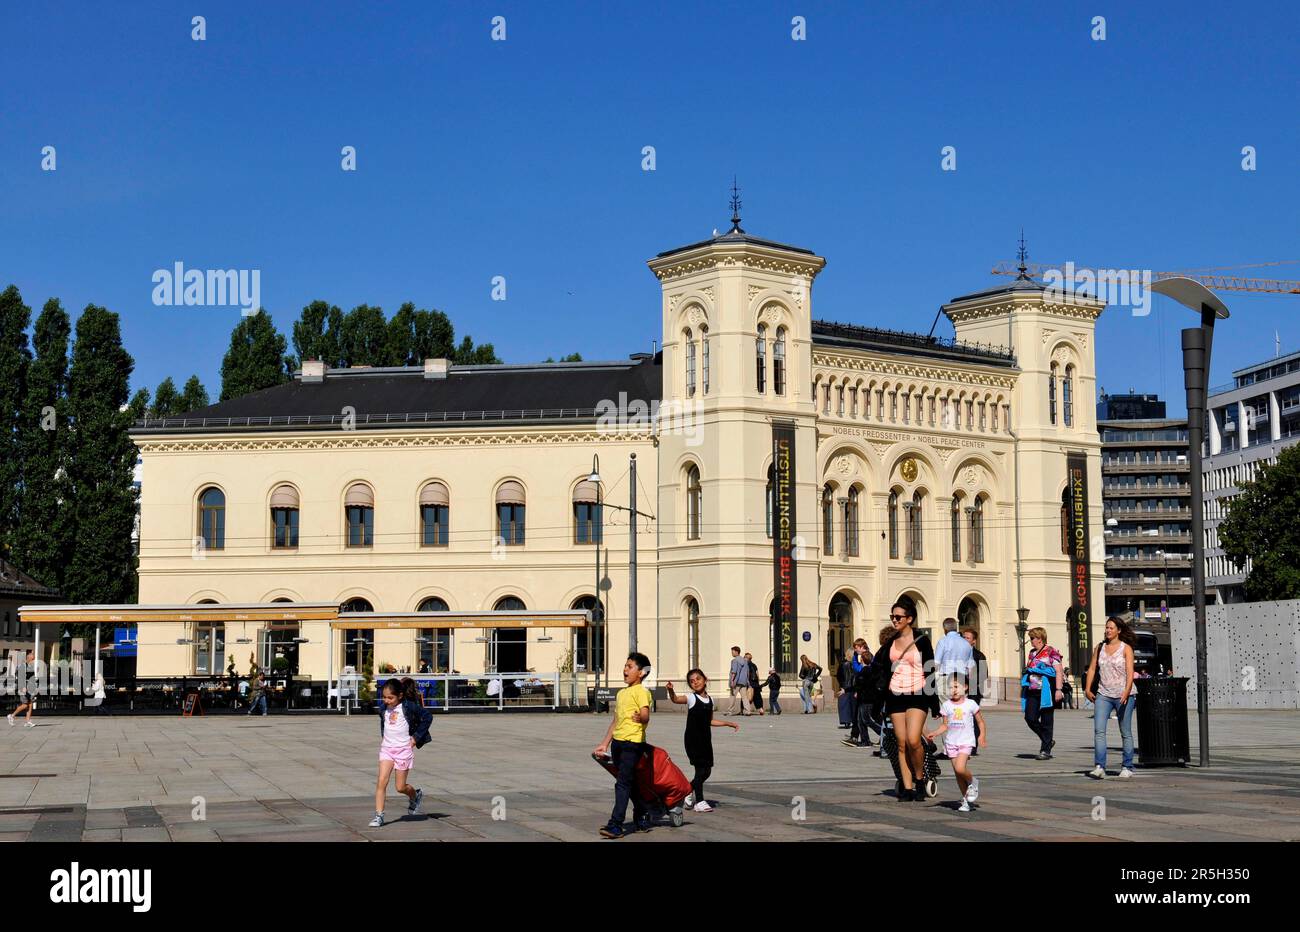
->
xmin=594 ymin=652 xmax=654 ymax=838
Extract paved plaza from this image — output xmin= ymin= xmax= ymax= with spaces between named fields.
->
xmin=2 ymin=705 xmax=1298 ymax=842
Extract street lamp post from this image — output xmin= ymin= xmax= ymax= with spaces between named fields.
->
xmin=588 ymin=455 xmax=604 ymax=695
xmin=1015 ymin=607 xmax=1030 ymax=673
xmin=1149 ymin=277 xmax=1229 ymax=767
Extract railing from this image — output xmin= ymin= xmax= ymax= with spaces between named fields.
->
xmin=133 ymin=409 xmax=609 ymax=431
xmin=332 ymin=672 xmax=571 ymax=713
xmin=811 ymin=320 xmax=1016 ymax=364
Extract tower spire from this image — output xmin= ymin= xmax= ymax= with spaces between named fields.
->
xmin=1016 ymin=228 xmax=1030 ymax=280
xmin=728 ymin=177 xmax=744 ymax=233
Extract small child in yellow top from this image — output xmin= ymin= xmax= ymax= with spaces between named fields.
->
xmin=594 ymin=652 xmax=654 ymax=838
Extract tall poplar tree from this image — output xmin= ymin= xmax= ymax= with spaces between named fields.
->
xmin=219 ymin=309 xmax=290 ymax=401
xmin=15 ymin=298 xmax=70 ymax=590
xmin=340 ymin=304 xmax=388 ymax=367
xmin=0 ymin=285 xmax=32 ymax=560
xmin=151 ymin=377 xmax=181 ymax=417
xmin=63 ymin=305 xmax=138 ymax=604
xmin=291 ymin=300 xmax=343 ymax=369
xmin=179 ymin=375 xmax=210 ymax=412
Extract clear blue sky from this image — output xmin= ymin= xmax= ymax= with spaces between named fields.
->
xmin=3 ymin=1 xmax=1297 ymax=415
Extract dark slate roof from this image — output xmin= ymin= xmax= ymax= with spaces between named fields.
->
xmin=811 ymin=320 xmax=1017 ymax=368
xmin=656 ymin=227 xmax=816 ymax=258
xmin=132 ymin=355 xmax=663 ymax=434
xmin=945 ymin=276 xmax=1049 ymax=304
xmin=0 ymin=560 xmax=61 ymax=601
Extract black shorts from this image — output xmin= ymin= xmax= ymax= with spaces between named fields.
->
xmin=885 ymin=692 xmax=930 ymax=714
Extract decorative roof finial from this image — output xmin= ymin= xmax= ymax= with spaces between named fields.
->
xmin=728 ymin=177 xmax=744 ymax=233
xmin=1016 ymin=228 xmax=1030 ymax=279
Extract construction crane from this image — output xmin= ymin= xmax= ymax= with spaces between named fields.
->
xmin=990 ymin=260 xmax=1300 ymax=295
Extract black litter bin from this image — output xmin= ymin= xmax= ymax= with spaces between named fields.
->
xmin=1135 ymin=676 xmax=1190 ymax=766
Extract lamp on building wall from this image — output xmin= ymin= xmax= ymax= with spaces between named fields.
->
xmin=1015 ymin=607 xmax=1030 ymax=671
xmin=1149 ymin=277 xmax=1229 ymax=767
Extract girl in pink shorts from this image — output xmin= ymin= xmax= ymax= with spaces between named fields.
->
xmin=371 ymin=678 xmax=433 ymax=828
xmin=926 ymin=677 xmax=987 ymax=812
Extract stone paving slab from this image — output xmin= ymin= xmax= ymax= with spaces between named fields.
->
xmin=3 ymin=707 xmax=1299 ymax=842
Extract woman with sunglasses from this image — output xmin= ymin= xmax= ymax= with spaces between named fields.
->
xmin=865 ymin=595 xmax=940 ymax=801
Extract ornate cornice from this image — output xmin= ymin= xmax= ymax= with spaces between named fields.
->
xmin=650 ymin=252 xmax=825 ymax=283
xmin=945 ymin=298 xmax=1104 ymax=324
xmin=137 ymin=430 xmax=655 ymax=455
xmin=811 ymin=352 xmax=1016 ymax=391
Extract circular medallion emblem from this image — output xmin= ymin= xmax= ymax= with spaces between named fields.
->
xmin=900 ymin=457 xmax=918 ymax=483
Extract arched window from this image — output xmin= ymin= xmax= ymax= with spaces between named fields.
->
xmin=417 ymin=597 xmax=448 ymax=612
xmin=765 ymin=464 xmax=774 ymax=539
xmin=1049 ymin=363 xmax=1059 ymax=425
xmin=573 ymin=478 xmax=602 ymax=544
xmin=1063 ymin=365 xmax=1075 ymax=427
xmin=951 ymin=494 xmax=962 ymax=562
xmin=756 ymin=324 xmax=767 ymax=393
xmin=970 ymin=495 xmax=985 ymax=563
xmin=496 ymin=480 xmax=526 ymax=545
xmin=888 ymin=490 xmax=899 ymax=559
xmin=845 ymin=487 xmax=860 ymax=557
xmin=686 ymin=466 xmax=702 ymax=540
xmin=685 ymin=329 xmax=696 ymax=397
xmin=417 ymin=596 xmax=451 ymax=674
xmin=420 ymin=482 xmax=450 ymax=547
xmin=572 ymin=595 xmax=605 ymax=674
xmin=686 ymin=598 xmax=700 ymax=670
xmin=909 ymin=490 xmax=925 ymax=561
xmin=491 ymin=596 xmax=527 ymax=673
xmin=198 ymin=487 xmax=225 ymax=551
xmin=821 ymin=484 xmax=834 ymax=555
xmin=700 ymin=324 xmax=710 ymax=394
xmin=339 ymin=598 xmax=374 ymax=669
xmin=344 ymin=483 xmax=374 ymax=547
xmin=270 ymin=484 xmax=299 ymax=549
xmin=773 ymin=328 xmax=786 ymax=395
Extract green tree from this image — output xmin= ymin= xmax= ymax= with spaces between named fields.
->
xmin=544 ymin=352 xmax=583 ymax=363
xmin=179 ymin=375 xmax=210 ymax=412
xmin=453 ymin=335 xmax=500 ymax=365
xmin=340 ymin=304 xmax=388 ymax=367
xmin=151 ymin=377 xmax=181 ymax=417
xmin=128 ymin=388 xmax=150 ymax=420
xmin=0 ymin=286 xmax=32 ymax=559
xmin=385 ymin=303 xmax=457 ymax=365
xmin=63 ymin=304 xmax=138 ymax=605
xmin=1219 ymin=443 xmax=1300 ymax=601
xmin=15 ymin=298 xmax=70 ymax=589
xmin=291 ymin=300 xmax=343 ymax=369
xmin=219 ymin=309 xmax=290 ymax=401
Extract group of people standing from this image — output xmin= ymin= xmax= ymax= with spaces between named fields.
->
xmin=725 ymin=646 xmax=782 ymax=716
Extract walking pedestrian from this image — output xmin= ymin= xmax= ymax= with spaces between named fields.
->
xmin=934 ymin=617 xmax=973 ymax=682
xmin=1085 ymin=617 xmax=1137 ymax=779
xmin=725 ymin=646 xmax=753 ymax=716
xmin=842 ymin=638 xmax=876 ymax=748
xmin=764 ymin=668 xmax=782 ymax=715
xmin=594 ymin=652 xmax=655 ymax=838
xmin=797 ymin=655 xmax=822 ymax=713
xmin=368 ymin=677 xmax=432 ymax=827
xmin=246 ymin=670 xmax=268 ymax=716
xmin=961 ymin=627 xmax=986 ymax=755
xmin=6 ymin=650 xmax=38 ymax=728
xmin=1021 ymin=627 xmax=1064 ymax=759
xmin=745 ymin=652 xmax=764 ymax=714
xmin=666 ymin=670 xmax=738 ymax=812
xmin=867 ymin=596 xmax=940 ymax=801
xmin=835 ymin=653 xmax=854 ymax=727
xmin=926 ymin=676 xmax=987 ymax=812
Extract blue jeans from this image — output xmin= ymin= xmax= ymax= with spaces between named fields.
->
xmin=769 ymin=693 xmax=781 ymax=715
xmin=609 ymin=739 xmax=647 ymax=827
xmin=248 ymin=694 xmax=267 ymax=715
xmin=799 ymin=684 xmax=814 ymax=712
xmin=1094 ymin=693 xmax=1135 ymax=769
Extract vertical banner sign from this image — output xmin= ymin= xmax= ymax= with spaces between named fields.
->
xmin=1066 ymin=452 xmax=1094 ymax=673
xmin=773 ymin=423 xmax=798 ymax=675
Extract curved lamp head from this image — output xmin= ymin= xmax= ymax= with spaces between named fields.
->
xmin=1150 ymin=277 xmax=1230 ymax=320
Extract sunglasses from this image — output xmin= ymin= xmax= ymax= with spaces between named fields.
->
xmin=889 ymin=613 xmax=909 ymax=622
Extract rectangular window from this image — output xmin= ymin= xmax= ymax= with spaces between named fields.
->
xmin=419 ymin=629 xmax=451 ymax=673
xmin=272 ymin=508 xmax=299 ymax=548
xmin=346 ymin=506 xmax=373 ymax=547
xmin=421 ymin=505 xmax=449 ymax=546
xmin=497 ymin=504 xmax=525 ymax=545
xmin=574 ymin=502 xmax=603 ymax=544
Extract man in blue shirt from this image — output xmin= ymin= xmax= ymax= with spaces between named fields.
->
xmin=934 ymin=616 xmax=974 ymax=681
xmin=726 ymin=646 xmax=753 ymax=715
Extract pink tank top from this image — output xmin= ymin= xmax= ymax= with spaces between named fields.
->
xmin=1098 ymin=642 xmax=1128 ymax=698
xmin=889 ymin=639 xmax=924 ymax=693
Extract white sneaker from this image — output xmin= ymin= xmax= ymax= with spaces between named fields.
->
xmin=1088 ymin=765 xmax=1106 ymax=779
xmin=683 ymin=793 xmax=695 ymax=809
xmin=5 ymin=713 xmax=12 ymax=727
xmin=693 ymin=801 xmax=714 ymax=812
xmin=965 ymin=777 xmax=979 ymax=802
xmin=368 ymin=813 xmax=384 ymax=827
xmin=1118 ymin=767 xmax=1135 ymax=779
xmin=958 ymin=799 xmax=971 ymax=812
xmin=23 ymin=721 xmax=35 ymax=728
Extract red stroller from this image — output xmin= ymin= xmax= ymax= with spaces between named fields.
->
xmin=593 ymin=745 xmax=692 ymax=827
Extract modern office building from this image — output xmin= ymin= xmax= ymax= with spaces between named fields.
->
xmin=1096 ymin=391 xmax=1193 ymax=633
xmin=1204 ymin=349 xmax=1300 ymax=602
xmin=116 ymin=217 xmax=1107 ymax=688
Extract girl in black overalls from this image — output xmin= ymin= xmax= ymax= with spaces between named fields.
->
xmin=666 ymin=669 xmax=738 ymax=812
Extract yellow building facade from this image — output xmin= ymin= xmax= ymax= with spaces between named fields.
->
xmin=131 ymin=223 xmax=1106 ymax=691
